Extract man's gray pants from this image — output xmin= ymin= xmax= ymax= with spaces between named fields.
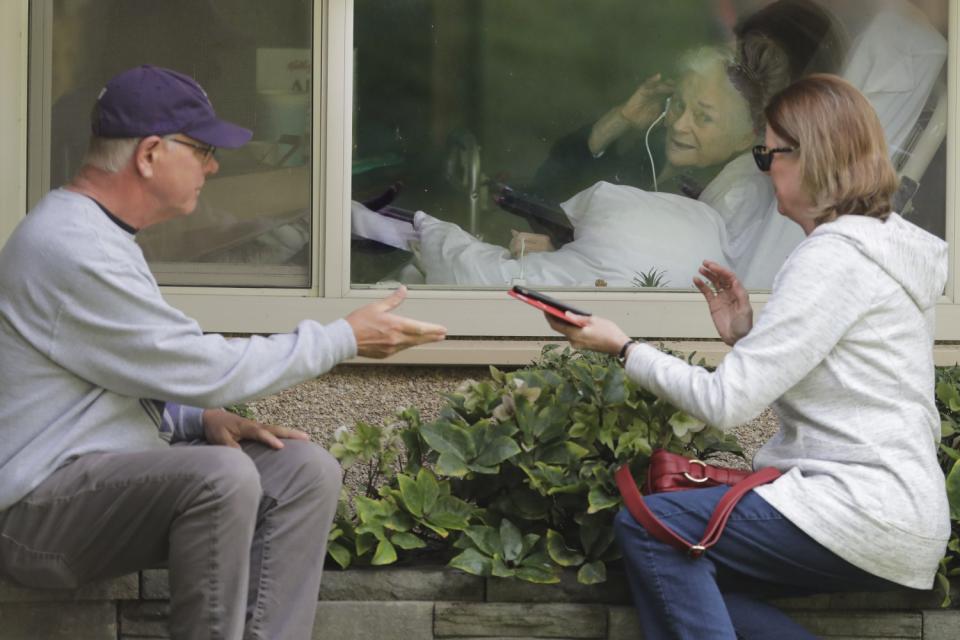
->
xmin=0 ymin=439 xmax=341 ymax=640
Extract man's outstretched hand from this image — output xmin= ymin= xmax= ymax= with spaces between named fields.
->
xmin=346 ymin=286 xmax=447 ymax=359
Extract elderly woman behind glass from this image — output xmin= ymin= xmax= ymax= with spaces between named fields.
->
xmin=412 ymin=43 xmax=794 ymax=288
xmin=545 ymin=74 xmax=949 ymax=639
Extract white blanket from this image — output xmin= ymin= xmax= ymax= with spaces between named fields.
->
xmin=415 ymin=181 xmax=730 ymax=288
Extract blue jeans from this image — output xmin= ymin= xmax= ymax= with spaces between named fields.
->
xmin=613 ymin=485 xmax=903 ymax=639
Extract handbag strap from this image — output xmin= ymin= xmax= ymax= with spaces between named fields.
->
xmin=615 ymin=464 xmax=782 ymax=558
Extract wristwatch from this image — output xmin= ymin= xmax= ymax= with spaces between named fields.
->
xmin=617 ymin=339 xmax=639 ymax=364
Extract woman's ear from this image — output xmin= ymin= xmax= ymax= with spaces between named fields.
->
xmin=135 ymin=136 xmax=164 ymax=178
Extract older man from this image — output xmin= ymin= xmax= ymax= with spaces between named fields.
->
xmin=0 ymin=65 xmax=445 ymax=640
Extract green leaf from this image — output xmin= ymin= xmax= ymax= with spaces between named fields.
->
xmin=466 ymin=463 xmax=501 ymax=475
xmin=384 ymin=509 xmax=415 ymax=533
xmin=533 ymin=405 xmax=569 ymax=443
xmin=937 ymin=380 xmax=960 ymax=413
xmin=420 ymin=420 xmax=477 ymax=460
xmin=327 ymin=542 xmax=352 ymax=569
xmin=435 ymin=452 xmax=470 ymax=478
xmin=942 ymin=418 xmax=957 ymax=439
xmin=514 ymin=565 xmax=561 ymax=584
xmin=390 ymin=532 xmax=427 ymax=550
xmin=463 ymin=526 xmax=502 ymax=557
xmin=935 ymin=571 xmax=952 ymax=608
xmin=587 ymin=487 xmax=620 ymax=514
xmin=449 ymin=548 xmax=493 ymax=576
xmin=425 ymin=495 xmax=474 ymax=531
xmin=491 ymin=554 xmax=516 ymax=577
xmin=580 ymin=514 xmax=616 ymax=557
xmin=669 ymin=412 xmax=706 ymax=438
xmin=602 ymin=365 xmax=627 ymax=406
xmin=577 ymin=560 xmax=607 ymax=584
xmin=372 ymin=538 xmax=397 ymax=565
xmin=417 ymin=468 xmax=441 ymax=514
xmin=355 ymin=532 xmax=376 ymax=557
xmin=397 ymin=474 xmax=424 ymax=518
xmin=500 ymin=519 xmax=525 ymax=563
xmin=475 ymin=436 xmax=522 ymax=467
xmin=946 ymin=459 xmax=960 ymax=520
xmin=546 ymin=529 xmax=586 ymax=567
xmin=520 ymin=533 xmax=541 ymax=558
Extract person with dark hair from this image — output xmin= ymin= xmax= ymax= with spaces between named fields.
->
xmin=544 ymin=74 xmax=949 ymax=639
xmin=732 ymin=0 xmax=847 ymax=82
xmin=528 ymin=0 xmax=846 ymax=204
xmin=0 ymin=65 xmax=446 ymax=640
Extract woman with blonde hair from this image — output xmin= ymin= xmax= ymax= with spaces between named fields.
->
xmin=545 ymin=74 xmax=950 ymax=638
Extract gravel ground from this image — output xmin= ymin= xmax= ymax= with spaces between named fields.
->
xmin=248 ymin=364 xmax=781 ymax=480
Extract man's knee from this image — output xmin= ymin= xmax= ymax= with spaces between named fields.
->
xmin=191 ymin=446 xmax=262 ymax=509
xmin=283 ymin=440 xmax=342 ymax=497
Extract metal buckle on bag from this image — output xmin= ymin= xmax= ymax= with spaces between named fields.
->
xmin=688 ymin=544 xmax=706 ymax=558
xmin=682 ymin=458 xmax=709 ymax=483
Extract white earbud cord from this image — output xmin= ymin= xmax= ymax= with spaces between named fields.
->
xmin=645 ymin=98 xmax=670 ymax=192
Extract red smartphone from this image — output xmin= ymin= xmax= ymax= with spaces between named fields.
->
xmin=508 ymin=285 xmax=591 ymax=327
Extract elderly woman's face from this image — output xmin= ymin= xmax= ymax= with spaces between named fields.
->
xmin=664 ymin=64 xmax=756 ymax=169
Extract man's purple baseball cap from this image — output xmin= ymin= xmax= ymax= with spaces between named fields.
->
xmin=92 ymin=65 xmax=252 ymax=148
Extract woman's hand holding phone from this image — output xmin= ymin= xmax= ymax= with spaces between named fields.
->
xmin=543 ymin=312 xmax=631 ymax=356
xmin=508 ymin=285 xmax=591 ymax=327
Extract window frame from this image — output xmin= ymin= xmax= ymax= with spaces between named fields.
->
xmin=4 ymin=0 xmax=960 ymax=354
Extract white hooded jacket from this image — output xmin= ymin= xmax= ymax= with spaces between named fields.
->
xmin=625 ymin=213 xmax=950 ymax=588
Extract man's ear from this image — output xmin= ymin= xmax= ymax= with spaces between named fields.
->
xmin=134 ymin=136 xmax=164 ymax=178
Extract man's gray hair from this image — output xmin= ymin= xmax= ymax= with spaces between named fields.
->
xmin=82 ymin=137 xmax=141 ymax=173
xmin=82 ymin=134 xmax=180 ymax=173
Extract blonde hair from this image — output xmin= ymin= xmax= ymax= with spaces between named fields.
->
xmin=764 ymin=74 xmax=896 ymax=224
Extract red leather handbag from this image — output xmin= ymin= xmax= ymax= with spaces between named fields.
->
xmin=615 ymin=449 xmax=782 ymax=558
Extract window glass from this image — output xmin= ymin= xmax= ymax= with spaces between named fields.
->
xmin=350 ymin=0 xmax=948 ymax=291
xmin=45 ymin=0 xmax=313 ymax=288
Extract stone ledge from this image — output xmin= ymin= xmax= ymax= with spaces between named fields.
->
xmin=320 ymin=567 xmax=485 ymax=602
xmin=0 ymin=601 xmax=117 ymax=640
xmin=313 ymin=601 xmax=434 ymax=640
xmin=0 ymin=567 xmax=956 ymax=640
xmin=0 ymin=574 xmax=138 ymax=603
xmin=788 ymin=611 xmax=922 ymax=638
xmin=922 ymin=609 xmax=960 ymax=640
xmin=434 ymin=602 xmax=608 ymax=638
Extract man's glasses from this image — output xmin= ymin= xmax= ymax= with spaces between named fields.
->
xmin=752 ymin=145 xmax=796 ymax=171
xmin=171 ymin=138 xmax=217 ymax=164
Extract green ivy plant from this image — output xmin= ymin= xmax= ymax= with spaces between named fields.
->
xmin=933 ymin=366 xmax=960 ymax=606
xmin=326 ymin=345 xmax=741 ymax=584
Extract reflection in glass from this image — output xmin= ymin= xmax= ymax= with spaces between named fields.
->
xmin=350 ymin=0 xmax=947 ymax=291
xmin=47 ymin=0 xmax=313 ymax=288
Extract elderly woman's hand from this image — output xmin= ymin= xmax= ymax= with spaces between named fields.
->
xmin=544 ymin=312 xmax=631 ymax=356
xmin=619 ymin=73 xmax=675 ymax=128
xmin=509 ymin=230 xmax=555 ymax=258
xmin=588 ymin=73 xmax=674 ymax=155
xmin=693 ymin=260 xmax=753 ymax=346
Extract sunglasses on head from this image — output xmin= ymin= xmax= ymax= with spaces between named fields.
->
xmin=752 ymin=145 xmax=796 ymax=172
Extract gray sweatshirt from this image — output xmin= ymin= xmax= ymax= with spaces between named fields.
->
xmin=0 ymin=189 xmax=358 ymax=511
xmin=626 ymin=212 xmax=950 ymax=589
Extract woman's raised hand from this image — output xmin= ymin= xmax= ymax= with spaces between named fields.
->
xmin=692 ymin=260 xmax=753 ymax=346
